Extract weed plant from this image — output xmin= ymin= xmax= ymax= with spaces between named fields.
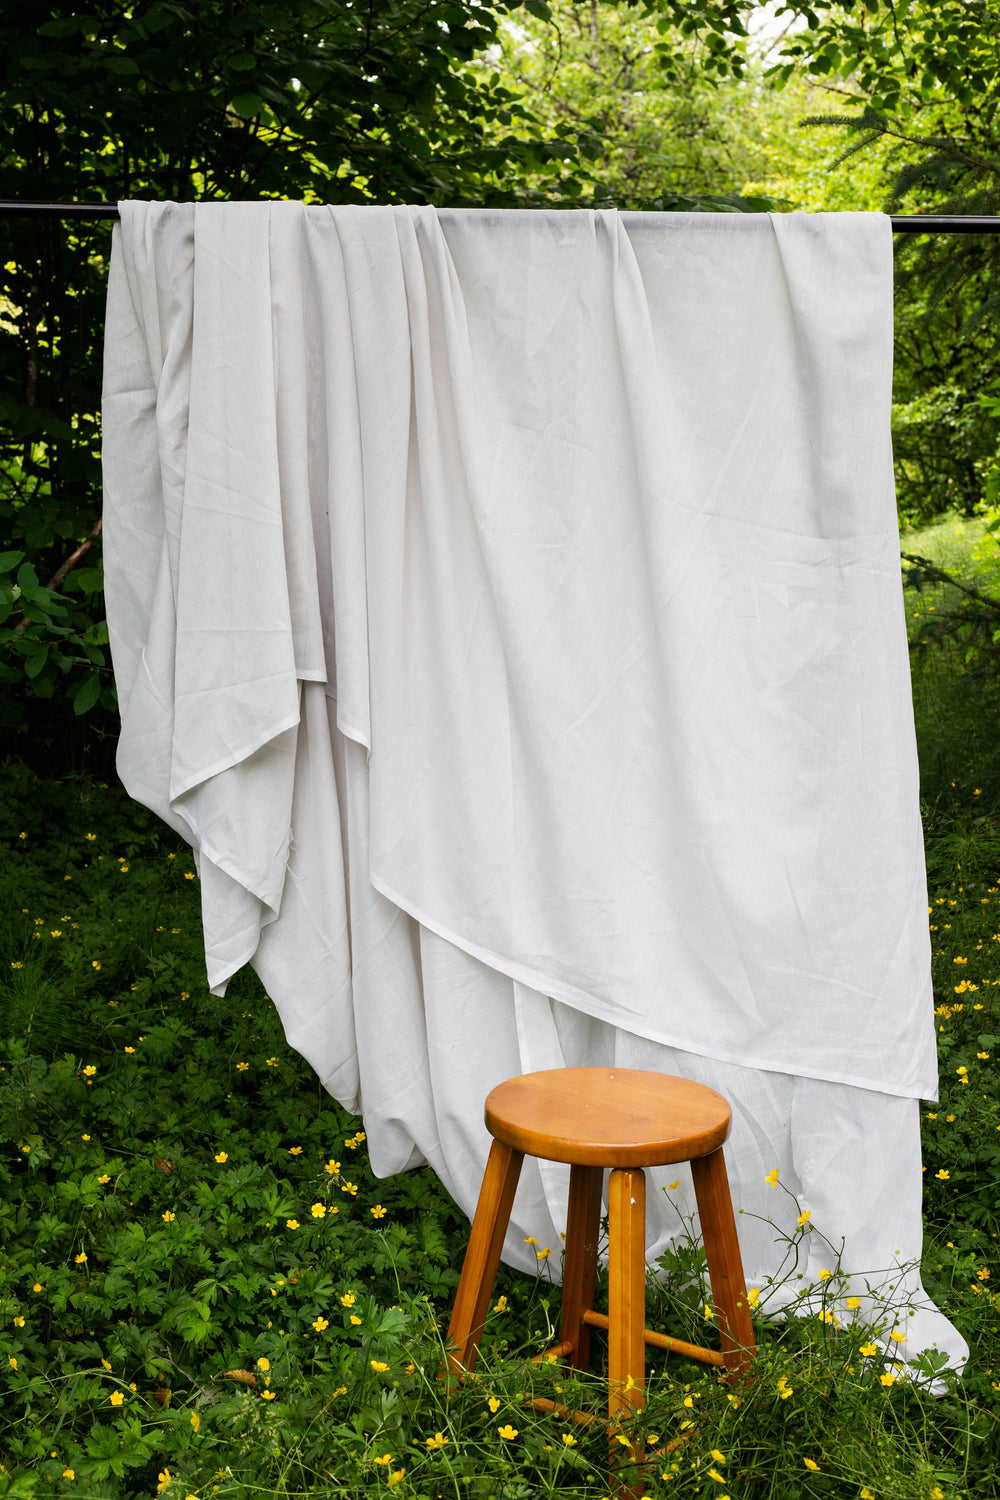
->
xmin=2 ymin=519 xmax=1000 ymax=1498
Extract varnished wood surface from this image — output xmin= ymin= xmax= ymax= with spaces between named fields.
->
xmin=485 ymin=1068 xmax=731 ymax=1166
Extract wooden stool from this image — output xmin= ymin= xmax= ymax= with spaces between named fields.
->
xmin=446 ymin=1068 xmax=755 ymax=1462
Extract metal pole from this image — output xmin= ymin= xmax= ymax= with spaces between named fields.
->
xmin=0 ymin=201 xmax=998 ymax=231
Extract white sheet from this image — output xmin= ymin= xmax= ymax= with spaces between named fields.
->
xmin=103 ymin=201 xmax=962 ymax=1371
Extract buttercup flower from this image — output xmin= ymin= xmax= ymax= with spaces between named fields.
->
xmin=859 ymin=1342 xmax=878 ymax=1357
xmin=370 ymin=1360 xmax=389 ymax=1373
xmin=425 ymin=1432 xmax=449 ymax=1450
xmin=796 ymin=1210 xmax=812 ymax=1227
xmin=75 ymin=1253 xmax=87 ymax=1264
xmin=387 ymin=1471 xmax=405 ymax=1487
xmin=497 ymin=1425 xmax=519 ymax=1440
xmin=261 ymin=1389 xmax=276 ymax=1400
xmin=341 ymin=1293 xmax=357 ymax=1307
xmin=215 ymin=1152 xmax=228 ymax=1163
xmin=313 ymin=1317 xmax=329 ymax=1331
xmin=935 ymin=1169 xmax=950 ymax=1181
xmin=312 ymin=1203 xmax=327 ymax=1218
xmin=488 ymin=1397 xmax=501 ymax=1413
xmin=109 ymin=1391 xmax=125 ymax=1406
xmin=257 ymin=1358 xmax=270 ymax=1371
xmin=285 ymin=1220 xmax=300 ymax=1230
xmin=562 ymin=1433 xmax=577 ymax=1446
xmin=371 ymin=1205 xmax=387 ymax=1219
xmin=350 ymin=1314 xmax=362 ymax=1326
xmin=803 ymin=1457 xmax=819 ymax=1471
xmin=765 ymin=1168 xmax=779 ymax=1186
xmin=494 ymin=1295 xmax=508 ymax=1312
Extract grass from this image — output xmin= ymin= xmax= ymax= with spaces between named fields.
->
xmin=2 ymin=516 xmax=1000 ymax=1498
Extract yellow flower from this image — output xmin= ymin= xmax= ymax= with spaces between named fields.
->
xmin=257 ymin=1357 xmax=270 ymax=1371
xmin=288 ymin=1146 xmax=303 ymax=1155
xmin=312 ymin=1203 xmax=327 ymax=1218
xmin=667 ymin=1178 xmax=681 ymax=1189
xmin=83 ymin=1065 xmax=97 ymax=1077
xmin=162 ymin=1211 xmax=176 ymax=1223
xmin=62 ymin=1469 xmax=75 ymax=1480
xmin=13 ymin=1315 xmax=24 ymax=1328
xmin=75 ymin=1252 xmax=87 ymax=1264
xmin=387 ymin=1471 xmax=405 ymax=1488
xmin=935 ymin=1169 xmax=950 ymax=1181
xmin=184 ymin=871 xmax=195 ymax=880
xmin=109 ymin=1391 xmax=125 ymax=1406
xmin=215 ymin=1151 xmax=228 ymax=1163
xmin=818 ymin=1309 xmax=838 ymax=1325
xmin=8 ymin=1357 xmax=17 ymax=1370
xmin=85 ymin=833 xmax=97 ymax=841
xmin=373 ymin=1455 xmax=393 ymax=1467
xmin=261 ymin=1389 xmax=277 ymax=1400
xmin=488 ymin=1396 xmax=501 ymax=1413
xmin=710 ymin=1451 xmax=726 ymax=1464
xmin=803 ymin=1458 xmax=819 ymax=1471
xmin=709 ymin=1471 xmax=726 ymax=1483
xmin=562 ymin=1433 xmax=577 ymax=1446
xmin=371 ymin=1360 xmax=390 ymax=1373
xmin=285 ymin=1220 xmax=300 ymax=1230
xmin=50 ymin=930 xmax=62 ymax=937
xmin=776 ymin=1376 xmax=792 ymax=1399
xmin=978 ymin=1268 xmax=991 ymax=1281
xmin=683 ymin=1396 xmax=694 ymax=1409
xmin=371 ymin=1205 xmax=387 ymax=1219
xmin=98 ymin=1174 xmax=110 ymax=1184
xmin=880 ymin=1372 xmax=896 ymax=1387
xmin=425 ymin=1432 xmax=449 ymax=1450
xmin=156 ymin=1470 xmax=173 ymax=1493
xmin=350 ymin=1314 xmax=363 ymax=1326
xmin=859 ymin=1341 xmax=879 ymax=1358
xmin=32 ymin=1284 xmax=42 ymax=1292
xmin=816 ymin=1269 xmax=832 ymax=1281
xmin=324 ymin=1159 xmax=341 ymax=1174
xmin=341 ymin=1292 xmax=357 ymax=1307
xmin=236 ymin=1062 xmax=249 ymax=1072
xmin=846 ymin=1296 xmax=861 ymax=1310
xmin=341 ymin=1182 xmax=358 ymax=1195
xmin=190 ymin=1412 xmax=200 ymax=1432
xmin=765 ymin=1168 xmax=779 ymax=1186
xmin=889 ymin=1328 xmax=906 ymax=1342
xmin=860 ymin=1489 xmax=875 ymax=1499
xmin=124 ymin=1046 xmax=135 ymax=1054
xmin=796 ymin=1209 xmax=812 ymax=1227
xmin=494 ymin=1295 xmax=507 ymax=1312
xmin=313 ymin=1316 xmax=330 ymax=1331
xmin=497 ymin=1424 xmax=519 ymax=1440
xmin=747 ymin=1288 xmax=761 ymax=1307
xmin=703 ymin=1303 xmax=714 ymax=1320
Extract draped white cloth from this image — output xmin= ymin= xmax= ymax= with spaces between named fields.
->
xmin=103 ymin=201 xmax=964 ymax=1372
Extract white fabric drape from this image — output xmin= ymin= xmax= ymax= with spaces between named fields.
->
xmin=103 ymin=201 xmax=963 ymax=1371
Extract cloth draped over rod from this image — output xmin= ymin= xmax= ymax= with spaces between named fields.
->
xmin=101 ymin=201 xmax=965 ymax=1373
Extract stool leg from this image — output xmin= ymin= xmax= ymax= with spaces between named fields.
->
xmin=690 ymin=1146 xmax=755 ymax=1375
xmin=608 ymin=1167 xmax=645 ymax=1494
xmin=446 ymin=1140 xmax=524 ymax=1377
xmin=560 ymin=1164 xmax=603 ymax=1371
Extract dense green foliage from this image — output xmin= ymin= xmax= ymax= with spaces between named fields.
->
xmin=3 ymin=517 xmax=1000 ymax=1495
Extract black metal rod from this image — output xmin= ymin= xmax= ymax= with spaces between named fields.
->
xmin=0 ymin=200 xmax=999 ymax=232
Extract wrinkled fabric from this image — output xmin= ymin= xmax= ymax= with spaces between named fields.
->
xmin=103 ymin=201 xmax=961 ymax=1369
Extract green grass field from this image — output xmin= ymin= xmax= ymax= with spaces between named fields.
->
xmin=2 ymin=518 xmax=1000 ymax=1499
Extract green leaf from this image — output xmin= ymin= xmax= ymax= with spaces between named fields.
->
xmin=0 ymin=551 xmax=25 ymax=574
xmin=71 ymin=672 xmax=102 ymax=716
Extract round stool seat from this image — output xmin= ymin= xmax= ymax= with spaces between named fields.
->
xmin=485 ymin=1067 xmax=732 ymax=1168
